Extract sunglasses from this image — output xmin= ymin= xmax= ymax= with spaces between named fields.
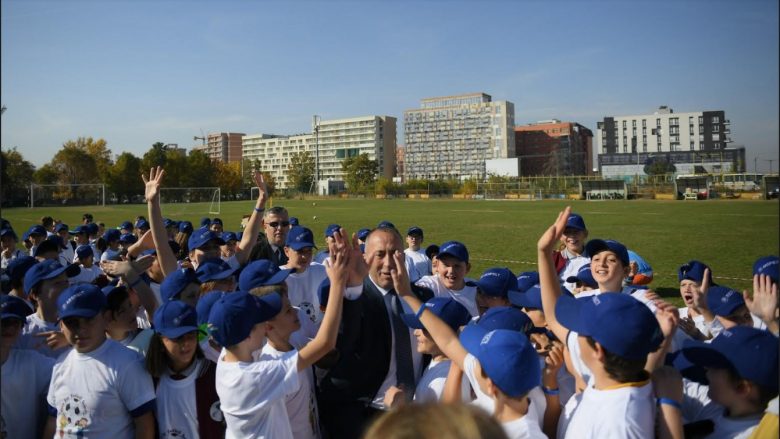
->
xmin=267 ymin=221 xmax=291 ymax=228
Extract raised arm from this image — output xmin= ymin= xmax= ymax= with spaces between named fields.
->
xmin=537 ymin=207 xmax=572 ymax=344
xmin=297 ymin=227 xmax=350 ymax=371
xmin=392 ymin=251 xmax=468 ymax=369
xmin=101 ymin=255 xmax=159 ymax=318
xmin=234 ymin=171 xmax=268 ymax=266
xmin=142 ymin=167 xmax=178 ymax=276
xmin=744 ymin=274 xmax=779 ymax=335
xmin=124 ymin=229 xmax=154 ymax=260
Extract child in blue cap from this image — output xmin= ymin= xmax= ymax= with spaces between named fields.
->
xmin=415 ymin=240 xmax=478 ymax=317
xmin=1 ymin=295 xmax=55 ymax=439
xmin=553 ymin=212 xmax=590 ymax=292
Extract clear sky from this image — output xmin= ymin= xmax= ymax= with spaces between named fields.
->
xmin=2 ymin=0 xmax=778 ymax=173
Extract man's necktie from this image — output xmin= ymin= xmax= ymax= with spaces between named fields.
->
xmin=389 ymin=290 xmax=415 ymax=394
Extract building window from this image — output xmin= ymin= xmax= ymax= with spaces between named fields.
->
xmin=690 ymin=141 xmax=695 ymax=151
xmin=632 ymin=120 xmax=636 ymax=127
xmin=711 ymin=116 xmax=720 ymax=123
xmin=642 ymin=119 xmax=646 ymax=128
xmin=623 ymin=121 xmax=627 ymax=128
xmin=656 ymin=118 xmax=661 ymax=127
xmin=632 ymin=128 xmax=637 ymax=136
xmin=698 ymin=116 xmax=703 ymax=124
xmin=689 ymin=126 xmax=694 ymax=135
xmin=713 ymin=125 xmax=719 ymax=132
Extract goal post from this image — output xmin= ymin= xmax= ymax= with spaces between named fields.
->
xmin=30 ymin=183 xmax=105 ymax=208
xmin=158 ymin=187 xmax=221 ymax=217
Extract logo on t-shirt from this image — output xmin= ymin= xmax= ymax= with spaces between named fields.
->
xmin=162 ymin=429 xmax=187 ymax=438
xmin=58 ymin=394 xmax=91 ymax=434
xmin=209 ymin=401 xmax=224 ymax=422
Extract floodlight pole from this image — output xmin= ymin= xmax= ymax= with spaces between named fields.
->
xmin=767 ymin=159 xmax=775 ymax=175
xmin=313 ymin=115 xmax=321 ymax=194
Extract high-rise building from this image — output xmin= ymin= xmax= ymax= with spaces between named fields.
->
xmin=199 ymin=132 xmax=245 ymax=162
xmin=242 ymin=115 xmax=396 ymax=190
xmin=514 ymin=120 xmax=593 ymax=176
xmin=403 ymin=93 xmax=515 ymax=180
xmin=395 ymin=144 xmax=405 ymax=179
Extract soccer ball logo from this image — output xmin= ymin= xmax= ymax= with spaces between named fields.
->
xmin=298 ymin=302 xmax=320 ymax=323
xmin=162 ymin=429 xmax=187 ymax=438
xmin=58 ymin=394 xmax=90 ymax=433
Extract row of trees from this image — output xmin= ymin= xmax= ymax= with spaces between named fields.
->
xmin=1 ymin=138 xmax=275 ymax=207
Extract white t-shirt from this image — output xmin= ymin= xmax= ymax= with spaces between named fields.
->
xmin=404 ymin=248 xmax=431 ymax=283
xmin=1 ymin=348 xmax=55 ymax=439
xmin=47 ymin=339 xmax=156 ymax=439
xmin=283 ymin=264 xmax=328 ymax=339
xmin=61 ymin=245 xmax=75 ymax=266
xmin=216 ymin=348 xmax=300 ymax=439
xmin=502 ymin=415 xmax=548 ymax=439
xmin=201 ymin=338 xmax=222 ymax=363
xmin=261 ymin=339 xmax=320 ymax=439
xmin=415 ymin=274 xmax=479 ymax=317
xmin=117 ymin=328 xmax=155 ymax=358
xmin=100 ymin=248 xmax=121 ymax=262
xmin=559 ymin=250 xmax=590 ymax=292
xmin=681 ymin=379 xmax=723 ymax=424
xmin=69 ymin=265 xmax=103 ymax=285
xmin=1 ymin=248 xmax=25 ymax=269
xmin=17 ymin=313 xmax=70 ymax=358
xmin=706 ymin=411 xmax=763 ymax=438
xmin=463 ymin=354 xmax=546 ymax=428
xmin=413 ymin=358 xmax=471 ymax=404
xmin=558 ymin=381 xmax=654 ymax=439
xmin=155 ymin=358 xmax=219 ymax=439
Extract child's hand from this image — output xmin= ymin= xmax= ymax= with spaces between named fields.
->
xmin=654 ymin=301 xmax=680 ymax=339
xmin=691 ymin=268 xmax=712 ymax=312
xmin=543 ymin=341 xmax=565 ymax=375
xmin=142 ymin=166 xmax=165 ymax=203
xmin=347 ymin=231 xmax=368 ymax=286
xmin=383 ymin=385 xmax=407 ymax=409
xmin=678 ymin=316 xmax=707 ymax=341
xmin=36 ymin=331 xmax=69 ymax=350
xmin=325 ymin=228 xmax=350 ymax=284
xmin=744 ymin=274 xmax=779 ymax=325
xmin=537 ymin=206 xmax=571 ymax=254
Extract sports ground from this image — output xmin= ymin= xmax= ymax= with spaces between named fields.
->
xmin=4 ymin=198 xmax=778 ymax=305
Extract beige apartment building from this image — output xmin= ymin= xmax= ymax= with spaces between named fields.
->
xmin=242 ymin=115 xmax=396 ymax=190
xmin=195 ymin=132 xmax=245 ymax=162
xmin=403 ymin=93 xmax=515 ymax=180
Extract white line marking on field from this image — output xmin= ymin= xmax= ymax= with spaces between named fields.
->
xmin=452 ymin=210 xmax=504 ymax=213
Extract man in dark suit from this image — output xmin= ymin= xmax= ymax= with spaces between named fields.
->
xmin=318 ymin=226 xmax=433 ymax=439
xmin=247 ymin=206 xmax=290 ymax=266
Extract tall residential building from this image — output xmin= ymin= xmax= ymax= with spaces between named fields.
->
xmin=595 ymin=106 xmax=741 ymax=176
xmin=403 ymin=93 xmax=515 ymax=180
xmin=200 ymin=132 xmax=245 ymax=162
xmin=514 ymin=120 xmax=593 ymax=176
xmin=242 ymin=115 xmax=396 ymax=190
xmin=395 ymin=145 xmax=405 ymax=179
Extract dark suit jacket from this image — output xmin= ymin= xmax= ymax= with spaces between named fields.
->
xmin=247 ymin=233 xmax=288 ymax=266
xmin=318 ymin=277 xmax=433 ymax=405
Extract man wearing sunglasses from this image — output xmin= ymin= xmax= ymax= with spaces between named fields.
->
xmin=248 ymin=206 xmax=292 ymax=266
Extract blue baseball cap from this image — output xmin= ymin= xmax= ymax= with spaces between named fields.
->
xmin=200 ymin=217 xmax=211 ymax=228
xmin=120 ymin=221 xmax=134 ymax=231
xmin=195 ymin=258 xmax=238 ymax=283
xmin=196 ymin=290 xmax=224 ymax=326
xmin=101 ymin=284 xmax=127 ymax=299
xmin=135 ymin=219 xmax=150 ymax=230
xmin=467 ymin=267 xmax=519 ymax=298
xmin=357 ymin=228 xmax=371 ymax=241
xmin=377 ymin=220 xmax=396 ymax=229
xmin=238 ymin=260 xmax=293 ymax=292
xmin=407 ymin=226 xmax=424 ymax=237
xmin=210 ymin=218 xmax=223 ymax=226
xmin=70 ymin=225 xmax=89 ymax=235
xmin=400 ymin=297 xmax=471 ymax=331
xmin=6 ymin=256 xmax=38 ymax=283
xmin=160 ymin=268 xmax=200 ymax=302
xmin=153 ymin=300 xmax=199 ymax=339
xmin=438 ymin=241 xmax=469 ymax=263
xmin=85 ymin=223 xmax=99 ymax=236
xmin=57 ymin=284 xmax=106 ymax=320
xmin=325 ymin=224 xmax=341 ymax=238
xmin=565 ymin=213 xmax=587 ymax=231
xmin=54 ymin=223 xmax=69 ymax=234
xmin=678 ymin=260 xmax=715 ymax=285
xmin=222 ymin=232 xmax=238 ymax=243
xmin=665 ymin=350 xmax=709 ymax=385
xmin=682 ymin=327 xmax=779 ymax=394
xmin=207 ymin=291 xmax=283 ymax=346
xmin=75 ymin=245 xmax=93 ymax=261
xmin=317 ymin=278 xmax=331 ymax=308
xmin=0 ymin=228 xmax=17 ymax=240
xmin=119 ymin=233 xmax=138 ymax=245
xmin=753 ymin=256 xmax=779 ymax=284
xmin=424 ymin=244 xmax=439 ymax=260
xmin=459 ymin=327 xmax=541 ymax=397
xmin=516 ymin=271 xmax=540 ymax=292
xmin=1 ymin=295 xmax=33 ymax=321
xmin=103 ymin=229 xmax=121 ymax=242
xmin=163 ymin=218 xmax=177 ymax=228
xmin=178 ymin=221 xmax=194 ymax=234
xmin=566 ymin=263 xmax=598 ymax=288
xmin=24 ymin=259 xmax=80 ymax=294
xmin=25 ymin=225 xmax=47 ymax=238
xmin=584 ymin=239 xmax=629 ymax=266
xmin=34 ymin=236 xmax=63 ymax=256
xmin=289 ymin=217 xmax=300 ymax=226
xmin=555 ymin=294 xmax=663 ymax=360
xmin=236 ymin=232 xmax=244 ymax=241
xmin=472 ymin=306 xmax=534 ymax=334
xmin=508 ymin=283 xmax=573 ymax=310
xmin=285 ymin=226 xmax=316 ymax=251
xmin=188 ymin=229 xmax=225 ymax=251
xmin=706 ymin=286 xmax=746 ymax=317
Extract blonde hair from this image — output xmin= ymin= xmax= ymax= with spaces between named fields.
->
xmin=363 ymin=403 xmax=508 ymax=439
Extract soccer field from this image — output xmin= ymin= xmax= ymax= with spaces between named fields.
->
xmin=3 ymin=198 xmax=778 ymax=303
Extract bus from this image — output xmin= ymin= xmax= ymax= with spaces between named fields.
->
xmin=715 ymin=173 xmax=763 ymax=191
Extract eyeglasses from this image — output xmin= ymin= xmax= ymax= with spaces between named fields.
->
xmin=267 ymin=221 xmax=291 ymax=229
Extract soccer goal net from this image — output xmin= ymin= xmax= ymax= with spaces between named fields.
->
xmin=159 ymin=187 xmax=221 ymax=216
xmin=30 ymin=184 xmax=105 ymax=208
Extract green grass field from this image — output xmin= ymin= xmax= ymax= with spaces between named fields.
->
xmin=3 ymin=198 xmax=778 ymax=305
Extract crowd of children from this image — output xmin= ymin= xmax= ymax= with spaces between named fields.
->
xmin=0 ymin=167 xmax=778 ymax=439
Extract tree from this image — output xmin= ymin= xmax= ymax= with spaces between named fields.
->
xmin=214 ymin=161 xmax=242 ymax=198
xmin=76 ymin=137 xmax=113 ymax=183
xmin=261 ymin=171 xmax=276 ymax=196
xmin=33 ymin=164 xmax=58 ymax=185
xmin=342 ymin=153 xmax=378 ymax=193
xmin=141 ymin=142 xmax=168 ymax=171
xmin=108 ymin=152 xmax=143 ymax=203
xmin=287 ymin=151 xmax=315 ymax=193
xmin=183 ymin=150 xmax=214 ymax=187
xmin=0 ymin=148 xmax=35 ymax=207
xmin=162 ymin=148 xmax=187 ymax=188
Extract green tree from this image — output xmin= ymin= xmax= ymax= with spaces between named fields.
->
xmin=33 ymin=164 xmax=58 ymax=185
xmin=214 ymin=161 xmax=242 ymax=198
xmin=108 ymin=152 xmax=143 ymax=203
xmin=183 ymin=150 xmax=214 ymax=187
xmin=163 ymin=148 xmax=187 ymax=188
xmin=287 ymin=151 xmax=315 ymax=193
xmin=77 ymin=137 xmax=113 ymax=182
xmin=141 ymin=142 xmax=168 ymax=171
xmin=342 ymin=153 xmax=378 ymax=193
xmin=0 ymin=148 xmax=35 ymax=207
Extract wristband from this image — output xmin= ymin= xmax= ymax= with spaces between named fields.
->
xmin=542 ymin=387 xmax=559 ymax=396
xmin=656 ymin=397 xmax=682 ymax=410
xmin=254 ymin=207 xmax=265 ymax=213
xmin=415 ymin=304 xmax=427 ymax=319
xmin=128 ymin=277 xmax=144 ymax=289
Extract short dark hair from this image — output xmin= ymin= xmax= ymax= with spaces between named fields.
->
xmin=725 ymin=366 xmax=778 ymax=409
xmin=586 ymin=336 xmax=650 ymax=383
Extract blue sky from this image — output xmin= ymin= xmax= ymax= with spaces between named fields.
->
xmin=2 ymin=0 xmax=778 ymax=172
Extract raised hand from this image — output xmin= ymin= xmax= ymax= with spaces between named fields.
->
xmin=142 ymin=166 xmax=165 ymax=203
xmin=745 ymin=274 xmax=779 ymax=332
xmin=347 ymin=231 xmax=369 ymax=286
xmin=654 ymin=301 xmax=680 ymax=339
xmin=538 ymin=206 xmax=571 ymax=254
xmin=325 ymin=228 xmax=351 ymax=284
xmin=691 ymin=268 xmax=712 ymax=312
xmin=252 ymin=170 xmax=268 ymax=206
xmin=390 ymin=250 xmax=412 ymax=296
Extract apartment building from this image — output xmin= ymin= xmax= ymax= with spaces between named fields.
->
xmin=514 ymin=120 xmax=593 ymax=176
xmin=195 ymin=132 xmax=245 ymax=162
xmin=403 ymin=93 xmax=515 ymax=180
